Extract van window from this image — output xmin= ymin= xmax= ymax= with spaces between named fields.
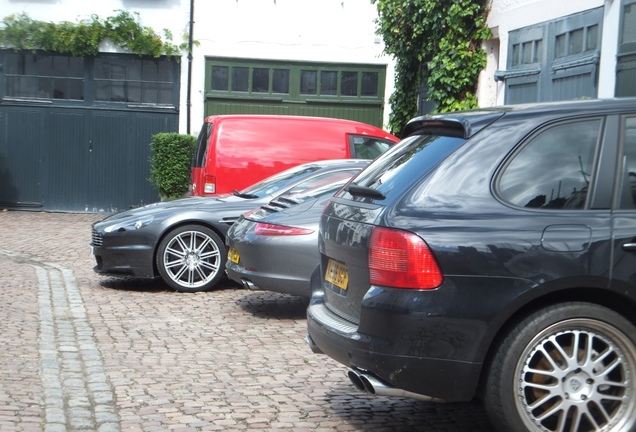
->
xmin=192 ymin=122 xmax=213 ymax=169
xmin=350 ymin=136 xmax=394 ymax=159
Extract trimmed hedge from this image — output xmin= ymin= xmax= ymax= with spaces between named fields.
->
xmin=149 ymin=132 xmax=196 ymax=201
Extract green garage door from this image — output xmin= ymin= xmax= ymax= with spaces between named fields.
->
xmin=0 ymin=50 xmax=179 ymax=213
xmin=616 ymin=0 xmax=636 ymax=96
xmin=204 ymin=58 xmax=387 ymax=127
xmin=496 ymin=7 xmax=603 ymax=104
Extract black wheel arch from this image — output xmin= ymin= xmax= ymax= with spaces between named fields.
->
xmin=476 ymin=285 xmax=636 ymax=400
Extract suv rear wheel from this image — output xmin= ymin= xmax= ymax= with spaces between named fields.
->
xmin=485 ymin=302 xmax=636 ymax=432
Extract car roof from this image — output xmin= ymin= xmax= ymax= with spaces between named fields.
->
xmin=205 ymin=114 xmax=400 ymax=142
xmin=205 ymin=114 xmax=386 ymax=129
xmin=297 ymin=158 xmax=371 ymax=169
xmin=402 ymin=97 xmax=636 ymax=139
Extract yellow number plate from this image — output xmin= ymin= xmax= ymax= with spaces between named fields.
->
xmin=325 ymin=259 xmax=349 ymax=290
xmin=227 ymin=247 xmax=240 ymax=264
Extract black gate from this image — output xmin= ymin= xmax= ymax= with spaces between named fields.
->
xmin=0 ymin=104 xmax=177 ymax=213
xmin=0 ymin=50 xmax=180 ymax=213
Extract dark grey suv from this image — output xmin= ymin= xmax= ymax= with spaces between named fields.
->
xmin=306 ymin=98 xmax=636 ymax=432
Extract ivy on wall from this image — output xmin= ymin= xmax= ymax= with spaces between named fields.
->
xmin=0 ymin=10 xmax=185 ymax=58
xmin=373 ymin=0 xmax=491 ymax=135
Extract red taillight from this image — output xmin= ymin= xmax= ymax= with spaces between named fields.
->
xmin=254 ymin=222 xmax=314 ymax=236
xmin=369 ymin=227 xmax=443 ymax=289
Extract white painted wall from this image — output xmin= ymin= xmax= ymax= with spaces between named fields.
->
xmin=2 ymin=0 xmax=628 ymax=130
xmin=190 ymin=0 xmax=393 ymax=133
xmin=0 ymin=0 xmax=189 ymax=46
xmin=0 ymin=0 xmax=393 ymax=134
xmin=598 ymin=0 xmax=621 ymax=98
xmin=479 ymin=0 xmax=618 ymax=106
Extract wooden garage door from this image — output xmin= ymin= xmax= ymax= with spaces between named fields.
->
xmin=0 ymin=50 xmax=179 ymax=212
xmin=203 ymin=58 xmax=387 ymax=127
xmin=497 ymin=7 xmax=603 ymax=104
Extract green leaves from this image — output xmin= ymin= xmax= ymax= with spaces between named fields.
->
xmin=0 ymin=11 xmax=184 ymax=58
xmin=149 ymin=133 xmax=197 ymax=201
xmin=373 ymin=0 xmax=491 ymax=135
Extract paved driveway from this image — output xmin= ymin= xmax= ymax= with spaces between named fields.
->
xmin=0 ymin=210 xmax=494 ymax=431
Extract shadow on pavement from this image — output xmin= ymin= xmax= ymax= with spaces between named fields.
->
xmin=325 ymin=383 xmax=494 ymax=431
xmin=237 ymin=291 xmax=309 ymax=320
xmin=96 ymin=276 xmax=244 ymax=293
xmin=97 ymin=276 xmax=174 ymax=292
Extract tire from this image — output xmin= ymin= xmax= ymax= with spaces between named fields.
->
xmin=484 ymin=302 xmax=636 ymax=432
xmin=156 ymin=224 xmax=226 ymax=292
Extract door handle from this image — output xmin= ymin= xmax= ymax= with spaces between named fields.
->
xmin=622 ymin=242 xmax=636 ymax=251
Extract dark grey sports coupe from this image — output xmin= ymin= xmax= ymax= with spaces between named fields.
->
xmin=91 ymin=159 xmax=369 ymax=292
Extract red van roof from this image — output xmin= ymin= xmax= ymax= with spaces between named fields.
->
xmin=203 ymin=114 xmax=397 ymax=141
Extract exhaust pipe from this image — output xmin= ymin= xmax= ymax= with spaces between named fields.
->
xmin=347 ymin=369 xmax=445 ymax=402
xmin=240 ymin=278 xmax=260 ymax=291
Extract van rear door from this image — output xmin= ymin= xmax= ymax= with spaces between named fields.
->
xmin=191 ymin=122 xmax=213 ymax=196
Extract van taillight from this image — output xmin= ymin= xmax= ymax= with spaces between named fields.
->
xmin=369 ymin=227 xmax=443 ymax=289
xmin=204 ymin=175 xmax=216 ymax=194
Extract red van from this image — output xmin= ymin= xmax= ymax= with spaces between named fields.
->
xmin=190 ymin=115 xmax=399 ymax=196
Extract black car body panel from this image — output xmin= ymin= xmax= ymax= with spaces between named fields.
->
xmin=306 ymin=99 xmax=636 ymax=414
xmin=91 ymin=196 xmax=246 ymax=278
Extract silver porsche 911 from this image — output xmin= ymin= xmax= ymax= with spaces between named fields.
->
xmin=225 ymin=169 xmax=366 ymax=298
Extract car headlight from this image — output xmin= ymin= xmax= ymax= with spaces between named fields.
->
xmin=103 ymin=215 xmax=154 ymax=233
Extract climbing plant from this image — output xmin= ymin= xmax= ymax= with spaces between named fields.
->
xmin=0 ymin=10 xmax=186 ymax=58
xmin=373 ymin=0 xmax=491 ymax=135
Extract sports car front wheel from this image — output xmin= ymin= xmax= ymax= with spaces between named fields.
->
xmin=156 ymin=224 xmax=226 ymax=292
xmin=485 ymin=302 xmax=636 ymax=432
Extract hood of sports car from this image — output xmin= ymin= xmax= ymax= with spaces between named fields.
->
xmin=93 ymin=194 xmax=267 ymax=233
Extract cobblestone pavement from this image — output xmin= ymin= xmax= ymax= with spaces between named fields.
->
xmin=0 ymin=210 xmax=495 ymax=431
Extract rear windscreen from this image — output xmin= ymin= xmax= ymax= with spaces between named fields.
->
xmin=340 ymin=133 xmax=466 ymax=199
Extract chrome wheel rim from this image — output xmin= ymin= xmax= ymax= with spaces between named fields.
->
xmin=514 ymin=318 xmax=636 ymax=432
xmin=162 ymin=230 xmax=221 ymax=289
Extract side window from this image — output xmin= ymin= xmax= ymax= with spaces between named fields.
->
xmin=94 ymin=56 xmax=176 ymax=105
xmin=619 ymin=116 xmax=636 ymax=209
xmin=498 ymin=119 xmax=602 ymax=209
xmin=286 ymin=170 xmax=358 ymax=195
xmin=5 ymin=52 xmax=84 ymax=100
xmin=350 ymin=136 xmax=393 ymax=159
xmin=286 ymin=170 xmax=360 ymax=198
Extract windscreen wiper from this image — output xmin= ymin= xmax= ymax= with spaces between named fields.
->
xmin=233 ymin=189 xmax=259 ymax=199
xmin=345 ymin=183 xmax=386 ymax=200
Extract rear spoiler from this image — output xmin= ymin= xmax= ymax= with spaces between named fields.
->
xmin=401 ymin=111 xmax=505 ymax=139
